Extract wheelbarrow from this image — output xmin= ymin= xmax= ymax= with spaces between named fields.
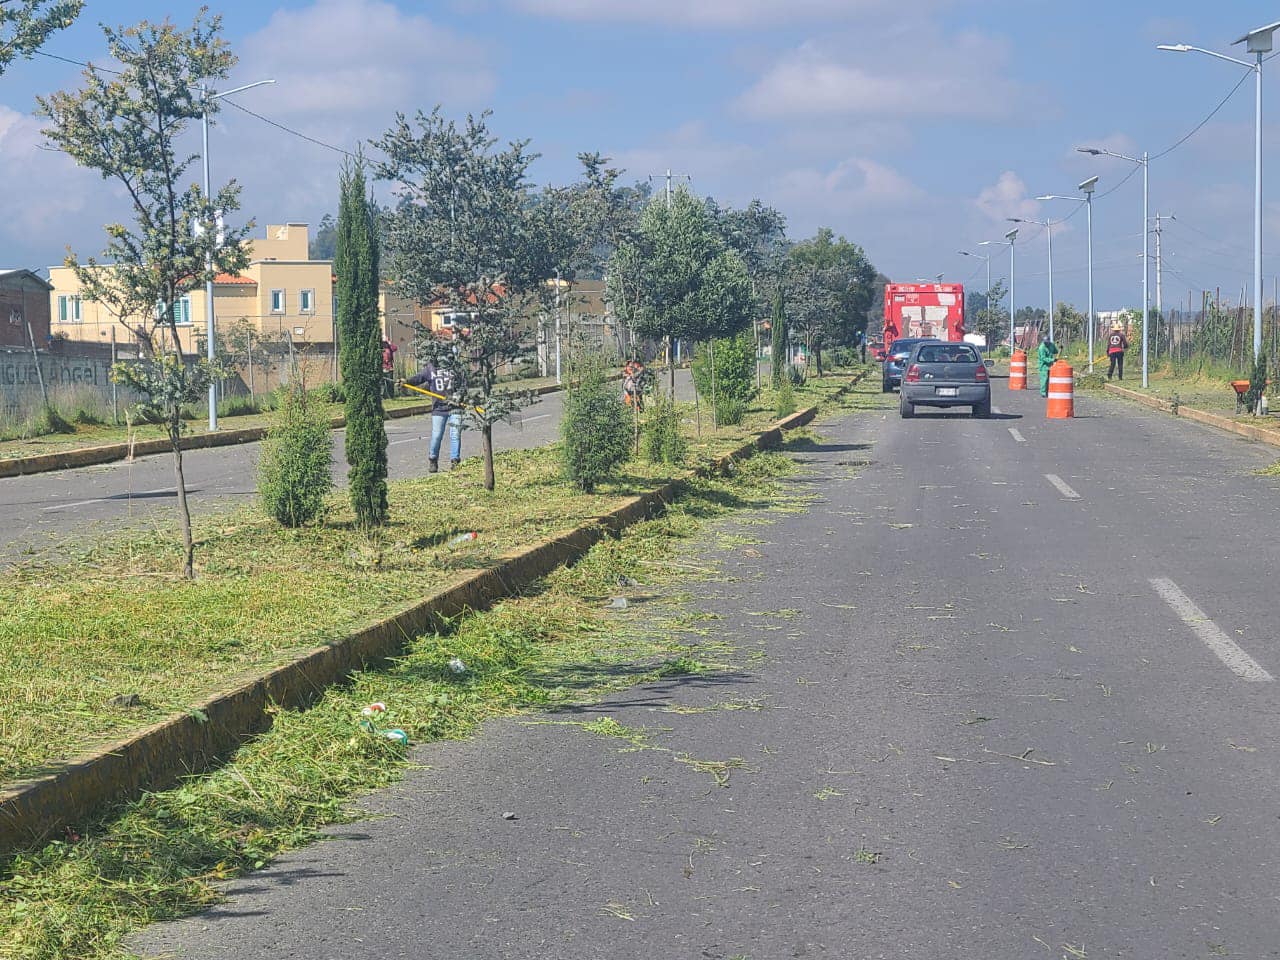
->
xmin=1231 ymin=378 xmax=1272 ymax=414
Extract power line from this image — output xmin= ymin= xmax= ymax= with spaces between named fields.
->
xmin=221 ymin=97 xmax=355 ymax=157
xmin=32 ymin=48 xmax=356 ymax=158
xmin=1150 ymin=70 xmax=1252 ymax=161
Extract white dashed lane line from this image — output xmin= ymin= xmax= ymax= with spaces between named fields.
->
xmin=1008 ymin=427 xmax=1026 ymax=442
xmin=1044 ymin=473 xmax=1081 ymax=500
xmin=1150 ymin=578 xmax=1274 ymax=682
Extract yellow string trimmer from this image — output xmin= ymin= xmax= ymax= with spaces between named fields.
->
xmin=399 ymin=380 xmax=485 ymax=415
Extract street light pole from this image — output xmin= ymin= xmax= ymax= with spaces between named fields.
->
xmin=199 ymin=77 xmax=275 ymax=431
xmin=1159 ymin=21 xmax=1280 ymax=366
xmin=1007 ymin=216 xmax=1054 ymax=341
xmin=958 ymin=249 xmax=991 ymax=345
xmin=1038 ymin=177 xmax=1098 ymax=366
xmin=1077 ymin=146 xmax=1151 ymax=384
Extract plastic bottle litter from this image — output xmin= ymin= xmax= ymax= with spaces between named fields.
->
xmin=361 ymin=702 xmax=387 ymax=718
xmin=382 ymin=728 xmax=409 ymax=745
xmin=448 ymin=657 xmax=467 ymax=675
xmin=447 ymin=532 xmax=479 ymax=547
xmin=608 ymin=597 xmax=629 ymax=610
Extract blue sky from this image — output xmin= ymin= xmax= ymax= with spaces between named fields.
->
xmin=4 ymin=1 xmax=1280 ymax=311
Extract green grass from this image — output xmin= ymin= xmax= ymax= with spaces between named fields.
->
xmin=0 ymin=441 xmax=810 ymax=960
xmin=0 ymin=371 xmax=866 ymax=786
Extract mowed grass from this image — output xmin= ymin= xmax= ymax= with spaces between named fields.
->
xmin=0 ymin=370 xmax=866 ymax=784
xmin=0 ymin=447 xmax=805 ymax=960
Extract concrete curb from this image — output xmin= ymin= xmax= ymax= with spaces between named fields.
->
xmin=1102 ymin=382 xmax=1280 ymax=449
xmin=0 ymin=370 xmax=868 ymax=857
xmin=0 ymin=376 xmax=599 ymax=480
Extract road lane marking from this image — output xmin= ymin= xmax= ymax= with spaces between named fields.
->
xmin=519 ymin=414 xmax=552 ymax=423
xmin=1044 ymin=474 xmax=1080 ymax=499
xmin=42 ymin=486 xmax=171 ymax=512
xmin=1008 ymin=427 xmax=1026 ymax=442
xmin=1150 ymin=578 xmax=1274 ymax=682
xmin=992 ymin=405 xmax=1003 ymax=414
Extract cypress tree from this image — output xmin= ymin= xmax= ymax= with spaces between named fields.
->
xmin=770 ymin=291 xmax=787 ymax=387
xmin=336 ymin=156 xmax=388 ymax=527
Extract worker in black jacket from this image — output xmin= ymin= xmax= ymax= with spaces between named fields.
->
xmin=404 ymin=359 xmax=466 ymax=472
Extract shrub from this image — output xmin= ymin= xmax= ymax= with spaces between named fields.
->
xmin=692 ymin=331 xmax=756 ymax=405
xmin=560 ymin=359 xmax=631 ymax=492
xmin=828 ymin=346 xmax=858 ymax=368
xmin=311 ymin=380 xmax=345 ymax=404
xmin=786 ymin=363 xmax=806 ymax=387
xmin=257 ymin=385 xmax=334 ymax=526
xmin=775 ymin=380 xmax=796 ymax=419
xmin=72 ymin=407 xmax=106 ymax=426
xmin=37 ymin=406 xmax=75 ymax=435
xmin=643 ymin=393 xmax=688 ymax=465
xmin=715 ymin=395 xmax=747 ymax=426
xmin=1245 ymin=352 xmax=1268 ymax=415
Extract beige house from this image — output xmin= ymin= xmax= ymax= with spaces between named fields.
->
xmin=48 ymin=223 xmax=335 ymax=355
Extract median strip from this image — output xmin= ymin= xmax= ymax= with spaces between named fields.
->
xmin=0 ymin=370 xmax=868 ymax=858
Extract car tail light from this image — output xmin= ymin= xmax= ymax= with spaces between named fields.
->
xmin=975 ymin=365 xmax=989 ymax=382
xmin=905 ymin=364 xmax=921 ymax=383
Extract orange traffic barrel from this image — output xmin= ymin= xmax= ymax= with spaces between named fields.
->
xmin=1046 ymin=360 xmax=1074 ymax=418
xmin=1009 ymin=350 xmax=1027 ymax=390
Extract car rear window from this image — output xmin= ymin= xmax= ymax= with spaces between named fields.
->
xmin=916 ymin=345 xmax=979 ymax=363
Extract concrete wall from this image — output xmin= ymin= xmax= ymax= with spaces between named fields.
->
xmin=0 ymin=345 xmax=139 ymax=419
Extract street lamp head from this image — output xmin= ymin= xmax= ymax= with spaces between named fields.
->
xmin=1033 ymin=195 xmax=1054 ymax=201
xmin=1234 ymin=21 xmax=1280 ymax=54
xmin=1157 ymin=43 xmax=1192 ymax=52
xmin=1078 ymin=175 xmax=1099 ymax=194
xmin=1076 ymin=146 xmax=1103 ymax=155
xmin=1005 ymin=228 xmax=1018 ymax=241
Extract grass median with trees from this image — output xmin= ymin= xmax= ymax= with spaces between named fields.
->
xmin=0 ymin=369 xmax=867 ymax=789
xmin=0 ymin=368 xmax=881 ymax=960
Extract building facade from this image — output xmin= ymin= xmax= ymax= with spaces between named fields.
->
xmin=0 ymin=270 xmax=53 ymax=349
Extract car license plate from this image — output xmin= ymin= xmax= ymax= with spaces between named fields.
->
xmin=936 ymin=387 xmax=958 ymax=397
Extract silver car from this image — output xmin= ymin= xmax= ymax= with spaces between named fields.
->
xmin=898 ymin=341 xmax=991 ymax=418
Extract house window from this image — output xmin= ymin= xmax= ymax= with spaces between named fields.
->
xmin=270 ymin=289 xmax=285 ymax=313
xmin=299 ymin=288 xmax=315 ymax=314
xmin=171 ymin=297 xmax=192 ymax=325
xmin=57 ymin=295 xmax=82 ymax=323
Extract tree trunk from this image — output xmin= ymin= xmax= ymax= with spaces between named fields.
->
xmin=710 ymin=337 xmax=719 ymax=430
xmin=669 ymin=335 xmax=676 ymax=397
xmin=482 ymin=423 xmax=495 ymax=491
xmin=170 ymin=408 xmax=195 ymax=580
xmin=815 ymin=344 xmax=823 ymax=377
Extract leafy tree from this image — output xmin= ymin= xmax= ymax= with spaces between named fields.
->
xmin=560 ymin=354 xmax=630 ymax=492
xmin=968 ymin=278 xmax=1008 ymax=349
xmin=39 ymin=12 xmax=249 ymax=579
xmin=336 ymin=156 xmax=388 ymax=527
xmin=770 ymin=291 xmax=787 ymax=387
xmin=707 ymin=198 xmax=787 ymax=301
xmin=0 ymin=0 xmax=81 ymax=75
xmin=309 ymin=213 xmax=337 ymax=260
xmin=258 ymin=383 xmax=333 ymax=526
xmin=608 ymin=187 xmax=753 ymax=397
xmin=1053 ymin=302 xmax=1084 ymax=347
xmin=782 ymin=253 xmax=844 ymax=376
xmin=374 ymin=108 xmax=547 ymax=491
xmin=788 ymin=228 xmax=878 ymax=347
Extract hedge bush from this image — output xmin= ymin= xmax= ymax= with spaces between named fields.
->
xmin=257 ymin=385 xmax=334 ymax=527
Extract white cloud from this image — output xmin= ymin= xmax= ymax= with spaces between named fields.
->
xmin=737 ymin=30 xmax=1023 ymax=120
xmin=236 ymin=0 xmax=494 ymax=121
xmin=0 ymin=106 xmax=106 ymax=264
xmin=974 ymin=171 xmax=1040 ymax=225
xmin=510 ymin=0 xmax=936 ymax=27
xmin=775 ymin=157 xmax=925 ymax=215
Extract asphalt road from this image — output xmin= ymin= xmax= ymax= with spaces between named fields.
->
xmin=134 ymin=380 xmax=1280 ymax=959
xmin=1 ymin=372 xmax=695 ymax=558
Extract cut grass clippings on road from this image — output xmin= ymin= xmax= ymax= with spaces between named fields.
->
xmin=0 ymin=438 xmax=810 ymax=960
xmin=0 ymin=370 xmax=865 ymax=786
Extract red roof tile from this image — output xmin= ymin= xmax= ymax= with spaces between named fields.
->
xmin=214 ymin=273 xmax=256 ymax=285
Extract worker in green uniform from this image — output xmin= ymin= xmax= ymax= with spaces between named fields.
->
xmin=1037 ymin=335 xmax=1059 ymax=398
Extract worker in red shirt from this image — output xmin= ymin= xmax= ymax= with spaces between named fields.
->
xmin=1106 ymin=324 xmax=1128 ymax=380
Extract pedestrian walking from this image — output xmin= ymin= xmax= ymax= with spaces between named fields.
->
xmin=1037 ymin=335 xmax=1059 ymax=398
xmin=381 ymin=339 xmax=398 ymax=398
xmin=403 ymin=357 xmax=466 ymax=472
xmin=1106 ymin=324 xmax=1129 ymax=381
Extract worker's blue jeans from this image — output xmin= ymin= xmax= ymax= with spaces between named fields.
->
xmin=430 ymin=413 xmax=462 ymax=462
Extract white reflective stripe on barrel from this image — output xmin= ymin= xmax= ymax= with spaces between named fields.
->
xmin=1049 ymin=377 xmax=1074 ymax=384
xmin=1047 ymin=392 xmax=1074 ymax=399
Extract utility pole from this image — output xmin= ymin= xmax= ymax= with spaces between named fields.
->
xmin=1151 ymin=213 xmax=1169 ymax=361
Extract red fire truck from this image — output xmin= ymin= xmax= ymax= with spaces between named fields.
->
xmin=875 ymin=282 xmax=966 ymax=358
